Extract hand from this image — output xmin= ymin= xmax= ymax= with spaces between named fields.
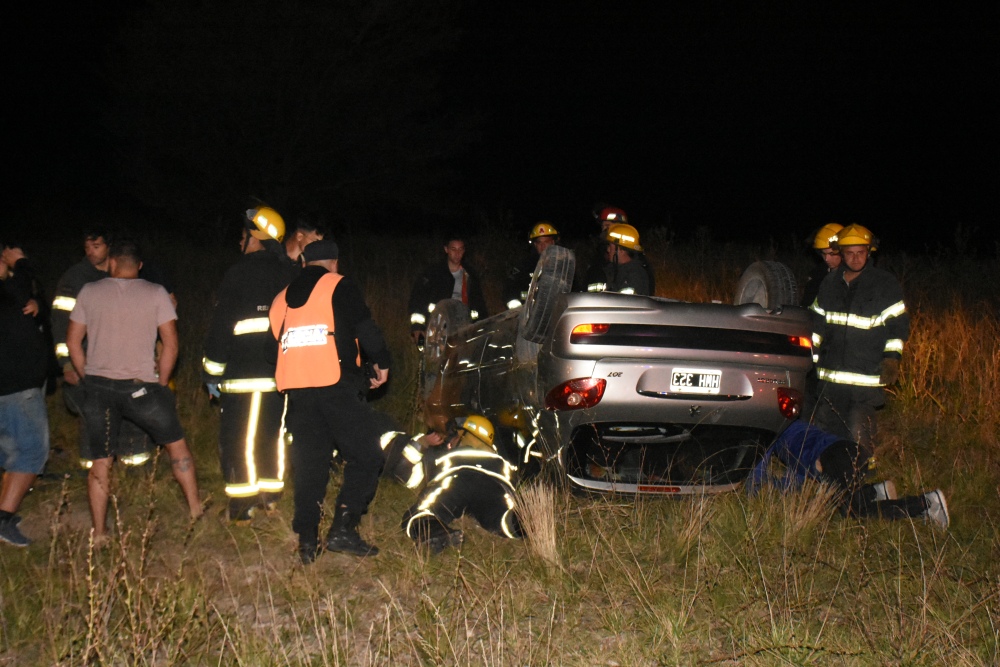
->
xmin=879 ymin=358 xmax=900 ymax=385
xmin=63 ymin=365 xmax=81 ymax=386
xmin=22 ymin=298 xmax=39 ymax=317
xmin=369 ymin=364 xmax=388 ymax=389
xmin=206 ymin=383 xmax=221 ymax=399
xmin=423 ymin=432 xmax=445 ymax=447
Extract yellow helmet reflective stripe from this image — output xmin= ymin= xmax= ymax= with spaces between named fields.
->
xmin=831 ymin=223 xmax=877 ymax=251
xmin=246 ymin=206 xmax=286 ymax=243
xmin=605 ymin=223 xmax=642 ymax=252
xmin=529 ymin=221 xmax=559 ymax=240
xmin=813 ymin=222 xmax=844 ymax=249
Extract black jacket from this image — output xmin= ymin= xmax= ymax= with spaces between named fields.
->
xmin=1 ymin=272 xmax=48 ymax=396
xmin=408 ymin=260 xmax=488 ymax=332
xmin=203 ymin=249 xmax=295 ymax=385
xmin=810 ymin=265 xmax=909 ymax=385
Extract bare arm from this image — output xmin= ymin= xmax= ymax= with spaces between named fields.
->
xmin=157 ymin=320 xmax=179 ymax=385
xmin=66 ymin=320 xmax=87 ymax=384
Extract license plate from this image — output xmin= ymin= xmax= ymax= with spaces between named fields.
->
xmin=669 ymin=368 xmax=722 ymax=394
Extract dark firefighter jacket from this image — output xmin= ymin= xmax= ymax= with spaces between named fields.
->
xmin=203 ymin=250 xmax=295 ymax=392
xmin=408 ymin=260 xmax=488 ymax=332
xmin=809 ymin=264 xmax=909 ymax=388
xmin=51 ymin=258 xmax=106 ymax=369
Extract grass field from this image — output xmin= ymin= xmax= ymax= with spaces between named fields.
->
xmin=2 ymin=222 xmax=998 ymax=665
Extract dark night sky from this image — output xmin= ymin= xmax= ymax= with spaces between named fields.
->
xmin=6 ymin=4 xmax=997 ymax=249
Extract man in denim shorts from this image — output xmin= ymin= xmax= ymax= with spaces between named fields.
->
xmin=66 ymin=239 xmax=202 ymax=540
xmin=0 ymin=243 xmax=50 ymax=547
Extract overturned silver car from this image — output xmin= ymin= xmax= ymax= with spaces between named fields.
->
xmin=421 ymin=247 xmax=813 ymax=494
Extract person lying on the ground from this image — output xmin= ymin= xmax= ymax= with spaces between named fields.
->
xmin=748 ymin=419 xmax=949 ymax=529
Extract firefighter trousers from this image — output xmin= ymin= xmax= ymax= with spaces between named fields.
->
xmin=218 ymin=391 xmax=286 ymax=500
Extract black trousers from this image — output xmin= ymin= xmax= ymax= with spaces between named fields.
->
xmin=819 ymin=439 xmax=927 ymax=520
xmin=403 ymin=469 xmax=521 ymax=538
xmin=285 ymin=381 xmax=383 ymax=538
xmin=219 ymin=391 xmax=286 ymax=499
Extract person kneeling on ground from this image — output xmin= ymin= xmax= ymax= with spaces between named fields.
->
xmin=397 ymin=416 xmax=523 ymax=553
xmin=748 ymin=419 xmax=949 ymax=529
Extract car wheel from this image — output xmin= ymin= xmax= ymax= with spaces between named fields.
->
xmin=422 ymin=299 xmax=470 ymax=385
xmin=733 ymin=261 xmax=798 ymax=311
xmin=519 ymin=245 xmax=575 ymax=343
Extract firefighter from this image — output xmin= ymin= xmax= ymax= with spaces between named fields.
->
xmin=800 ymin=222 xmax=844 ymax=307
xmin=597 ymin=223 xmax=651 ymax=295
xmin=579 ymin=206 xmax=656 ymax=295
xmin=808 ymin=224 xmax=908 ymax=452
xmin=408 ymin=235 xmax=488 ymax=345
xmin=269 ymin=239 xmax=391 ymax=564
xmin=748 ymin=420 xmax=949 ymax=528
xmin=51 ymin=228 xmax=156 ymax=469
xmin=400 ymin=415 xmax=522 ymax=554
xmin=203 ymin=206 xmax=295 ymax=523
xmin=504 ymin=221 xmax=560 ymax=309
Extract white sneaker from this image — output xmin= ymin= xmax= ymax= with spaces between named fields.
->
xmin=923 ymin=490 xmax=950 ymax=529
xmin=872 ymin=480 xmax=898 ymax=501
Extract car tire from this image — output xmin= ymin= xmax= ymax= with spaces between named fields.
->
xmin=733 ymin=261 xmax=798 ymax=311
xmin=422 ymin=298 xmax=470 ymax=382
xmin=519 ymin=245 xmax=575 ymax=343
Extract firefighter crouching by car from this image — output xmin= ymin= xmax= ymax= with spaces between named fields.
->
xmin=203 ymin=206 xmax=295 ymax=523
xmin=808 ymin=223 xmax=908 ymax=452
xmin=393 ymin=415 xmax=523 ymax=554
xmin=269 ymin=239 xmax=391 ymax=564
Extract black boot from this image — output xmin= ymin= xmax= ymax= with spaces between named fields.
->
xmin=298 ymin=532 xmax=319 ymax=565
xmin=326 ymin=506 xmax=379 ymax=557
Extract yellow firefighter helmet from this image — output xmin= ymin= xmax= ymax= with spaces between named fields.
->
xmin=460 ymin=415 xmax=496 ymax=451
xmin=605 ymin=223 xmax=643 ymax=252
xmin=245 ymin=206 xmax=286 ymax=243
xmin=812 ymin=222 xmax=844 ymax=250
xmin=832 ymin=223 xmax=878 ymax=251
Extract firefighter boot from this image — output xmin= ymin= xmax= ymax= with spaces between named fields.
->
xmin=298 ymin=531 xmax=319 ymax=565
xmin=325 ymin=506 xmax=379 ymax=557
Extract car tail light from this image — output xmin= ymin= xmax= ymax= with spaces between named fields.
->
xmin=570 ymin=323 xmax=609 ymax=343
xmin=545 ymin=377 xmax=606 ymax=411
xmin=777 ymin=387 xmax=802 ymax=419
xmin=790 ymin=335 xmax=812 ymax=350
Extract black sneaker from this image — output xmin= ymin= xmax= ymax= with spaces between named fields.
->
xmin=299 ymin=539 xmax=319 ymax=565
xmin=0 ymin=516 xmax=29 ymax=547
xmin=326 ymin=530 xmax=379 ymax=557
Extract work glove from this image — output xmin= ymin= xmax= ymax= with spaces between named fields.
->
xmin=879 ymin=358 xmax=900 ymax=386
xmin=206 ymin=383 xmax=221 ymax=399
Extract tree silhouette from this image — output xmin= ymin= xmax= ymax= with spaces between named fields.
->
xmin=104 ymin=0 xmax=477 ymax=226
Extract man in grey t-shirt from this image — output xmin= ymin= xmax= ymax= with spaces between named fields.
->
xmin=66 ymin=239 xmax=202 ymax=542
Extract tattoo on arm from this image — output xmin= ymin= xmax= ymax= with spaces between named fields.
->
xmin=171 ymin=456 xmax=193 ymax=473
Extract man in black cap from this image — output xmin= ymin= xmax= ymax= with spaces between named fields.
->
xmin=269 ymin=239 xmax=391 ymax=563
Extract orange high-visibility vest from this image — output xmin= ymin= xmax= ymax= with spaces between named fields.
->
xmin=270 ymin=272 xmax=343 ymax=391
